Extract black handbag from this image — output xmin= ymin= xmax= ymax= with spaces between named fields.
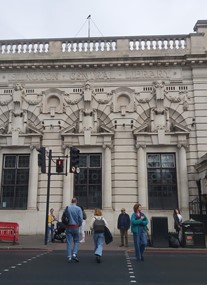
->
xmin=104 ymin=226 xmax=113 ymax=244
xmin=61 ymin=207 xmax=70 ymax=225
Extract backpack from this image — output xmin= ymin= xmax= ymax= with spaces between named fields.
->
xmin=93 ymin=217 xmax=105 ymax=233
xmin=61 ymin=207 xmax=70 ymax=225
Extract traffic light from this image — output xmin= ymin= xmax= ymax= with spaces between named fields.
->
xmin=70 ymin=147 xmax=80 ymax=173
xmin=37 ymin=147 xmax=46 ymax=173
xmin=56 ymin=159 xmax=64 ymax=173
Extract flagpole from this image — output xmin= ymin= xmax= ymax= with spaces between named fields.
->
xmin=87 ymin=15 xmax=91 ymax=38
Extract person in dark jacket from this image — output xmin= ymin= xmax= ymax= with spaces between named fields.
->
xmin=117 ymin=208 xmax=130 ymax=247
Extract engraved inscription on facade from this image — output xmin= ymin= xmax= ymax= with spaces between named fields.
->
xmin=1 ymin=68 xmax=182 ymax=83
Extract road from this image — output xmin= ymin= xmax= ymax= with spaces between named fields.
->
xmin=0 ymin=249 xmax=207 ymax=284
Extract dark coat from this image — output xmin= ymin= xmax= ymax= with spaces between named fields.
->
xmin=104 ymin=226 xmax=113 ymax=244
xmin=117 ymin=213 xmax=130 ymax=230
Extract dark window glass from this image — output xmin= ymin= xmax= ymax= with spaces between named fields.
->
xmin=74 ymin=153 xmax=102 ymax=209
xmin=4 ymin=156 xmax=16 ymax=168
xmin=79 ymin=155 xmax=87 ymax=167
xmin=147 ymin=153 xmax=178 ymax=210
xmin=1 ymin=154 xmax=30 ymax=209
xmin=90 ymin=155 xmax=101 ymax=167
xmin=18 ymin=156 xmax=30 ymax=168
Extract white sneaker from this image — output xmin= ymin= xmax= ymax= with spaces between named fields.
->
xmin=80 ymin=239 xmax=85 ymax=243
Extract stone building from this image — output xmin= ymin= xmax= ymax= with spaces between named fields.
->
xmin=0 ymin=20 xmax=207 ymax=235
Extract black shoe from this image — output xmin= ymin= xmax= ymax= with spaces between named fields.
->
xmin=96 ymin=255 xmax=101 ymax=263
xmin=72 ymin=254 xmax=79 ymax=262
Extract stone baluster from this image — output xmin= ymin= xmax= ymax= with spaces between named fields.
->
xmin=25 ymin=42 xmax=29 ymax=53
xmin=71 ymin=41 xmax=75 ymax=52
xmin=92 ymin=41 xmax=96 ymax=51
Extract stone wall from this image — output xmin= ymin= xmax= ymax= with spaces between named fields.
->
xmin=0 ymin=20 xmax=207 ymax=234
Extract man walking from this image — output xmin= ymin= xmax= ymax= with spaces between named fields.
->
xmin=64 ymin=197 xmax=83 ymax=263
xmin=117 ymin=208 xmax=130 ymax=247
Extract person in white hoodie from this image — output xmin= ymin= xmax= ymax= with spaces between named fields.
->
xmin=90 ymin=208 xmax=108 ymax=263
xmin=173 ymin=208 xmax=183 ymax=244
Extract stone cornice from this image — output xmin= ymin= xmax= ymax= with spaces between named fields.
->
xmin=1 ymin=56 xmax=207 ymax=70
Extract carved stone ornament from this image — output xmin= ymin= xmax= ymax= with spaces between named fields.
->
xmin=135 ymin=143 xmax=146 ymax=149
xmin=0 ymin=95 xmax=13 ymax=106
xmin=42 ymin=88 xmax=64 ymax=115
xmin=79 ymin=109 xmax=98 ymax=133
xmin=93 ymin=92 xmax=112 ymax=104
xmin=165 ymin=94 xmax=182 ymax=102
xmin=135 ymin=91 xmax=153 ymax=104
xmin=24 ymin=94 xmax=42 ymax=105
xmin=64 ymin=93 xmax=82 ymax=105
xmin=112 ymin=87 xmax=135 ymax=114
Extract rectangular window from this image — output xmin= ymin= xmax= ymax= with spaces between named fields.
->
xmin=74 ymin=153 xmax=102 ymax=209
xmin=1 ymin=154 xmax=30 ymax=209
xmin=147 ymin=153 xmax=178 ymax=210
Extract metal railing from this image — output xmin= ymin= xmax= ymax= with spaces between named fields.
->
xmin=189 ymin=195 xmax=207 ymax=216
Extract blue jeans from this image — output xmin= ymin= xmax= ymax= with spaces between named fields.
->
xmin=133 ymin=229 xmax=147 ymax=260
xmin=93 ymin=232 xmax=104 ymax=256
xmin=66 ymin=228 xmax=79 ymax=258
xmin=48 ymin=224 xmax=54 ymax=242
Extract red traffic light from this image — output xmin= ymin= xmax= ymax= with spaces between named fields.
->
xmin=56 ymin=159 xmax=64 ymax=173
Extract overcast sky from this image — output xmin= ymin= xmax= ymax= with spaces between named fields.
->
xmin=0 ymin=0 xmax=206 ymax=40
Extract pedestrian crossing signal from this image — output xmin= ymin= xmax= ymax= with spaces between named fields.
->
xmin=56 ymin=159 xmax=64 ymax=173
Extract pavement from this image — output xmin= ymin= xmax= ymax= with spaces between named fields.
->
xmin=1 ymin=233 xmax=207 ymax=253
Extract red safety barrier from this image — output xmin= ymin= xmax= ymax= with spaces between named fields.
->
xmin=0 ymin=222 xmax=19 ymax=244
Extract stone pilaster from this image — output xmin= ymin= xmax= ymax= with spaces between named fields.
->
xmin=103 ymin=144 xmax=112 ymax=209
xmin=62 ymin=146 xmax=73 ymax=209
xmin=177 ymin=143 xmax=189 ymax=209
xmin=136 ymin=143 xmax=147 ymax=208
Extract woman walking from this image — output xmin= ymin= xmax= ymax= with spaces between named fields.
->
xmin=131 ymin=203 xmax=148 ymax=261
xmin=90 ymin=208 xmax=108 ymax=263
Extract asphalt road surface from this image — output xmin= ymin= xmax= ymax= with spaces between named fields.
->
xmin=0 ymin=249 xmax=207 ymax=284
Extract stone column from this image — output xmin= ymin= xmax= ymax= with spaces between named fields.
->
xmin=27 ymin=146 xmax=38 ymax=209
xmin=178 ymin=144 xmax=189 ymax=209
xmin=62 ymin=146 xmax=73 ymax=209
xmin=103 ymin=144 xmax=112 ymax=209
xmin=136 ymin=144 xmax=147 ymax=208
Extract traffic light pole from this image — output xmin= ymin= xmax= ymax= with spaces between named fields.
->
xmin=44 ymin=149 xmax=52 ymax=245
xmin=41 ymin=147 xmax=79 ymax=245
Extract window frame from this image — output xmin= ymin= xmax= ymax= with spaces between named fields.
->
xmin=74 ymin=153 xmax=102 ymax=209
xmin=147 ymin=152 xmax=178 ymax=210
xmin=0 ymin=154 xmax=30 ymax=209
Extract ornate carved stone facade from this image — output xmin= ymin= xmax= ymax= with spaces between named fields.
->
xmin=0 ymin=20 xmax=207 ymax=234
